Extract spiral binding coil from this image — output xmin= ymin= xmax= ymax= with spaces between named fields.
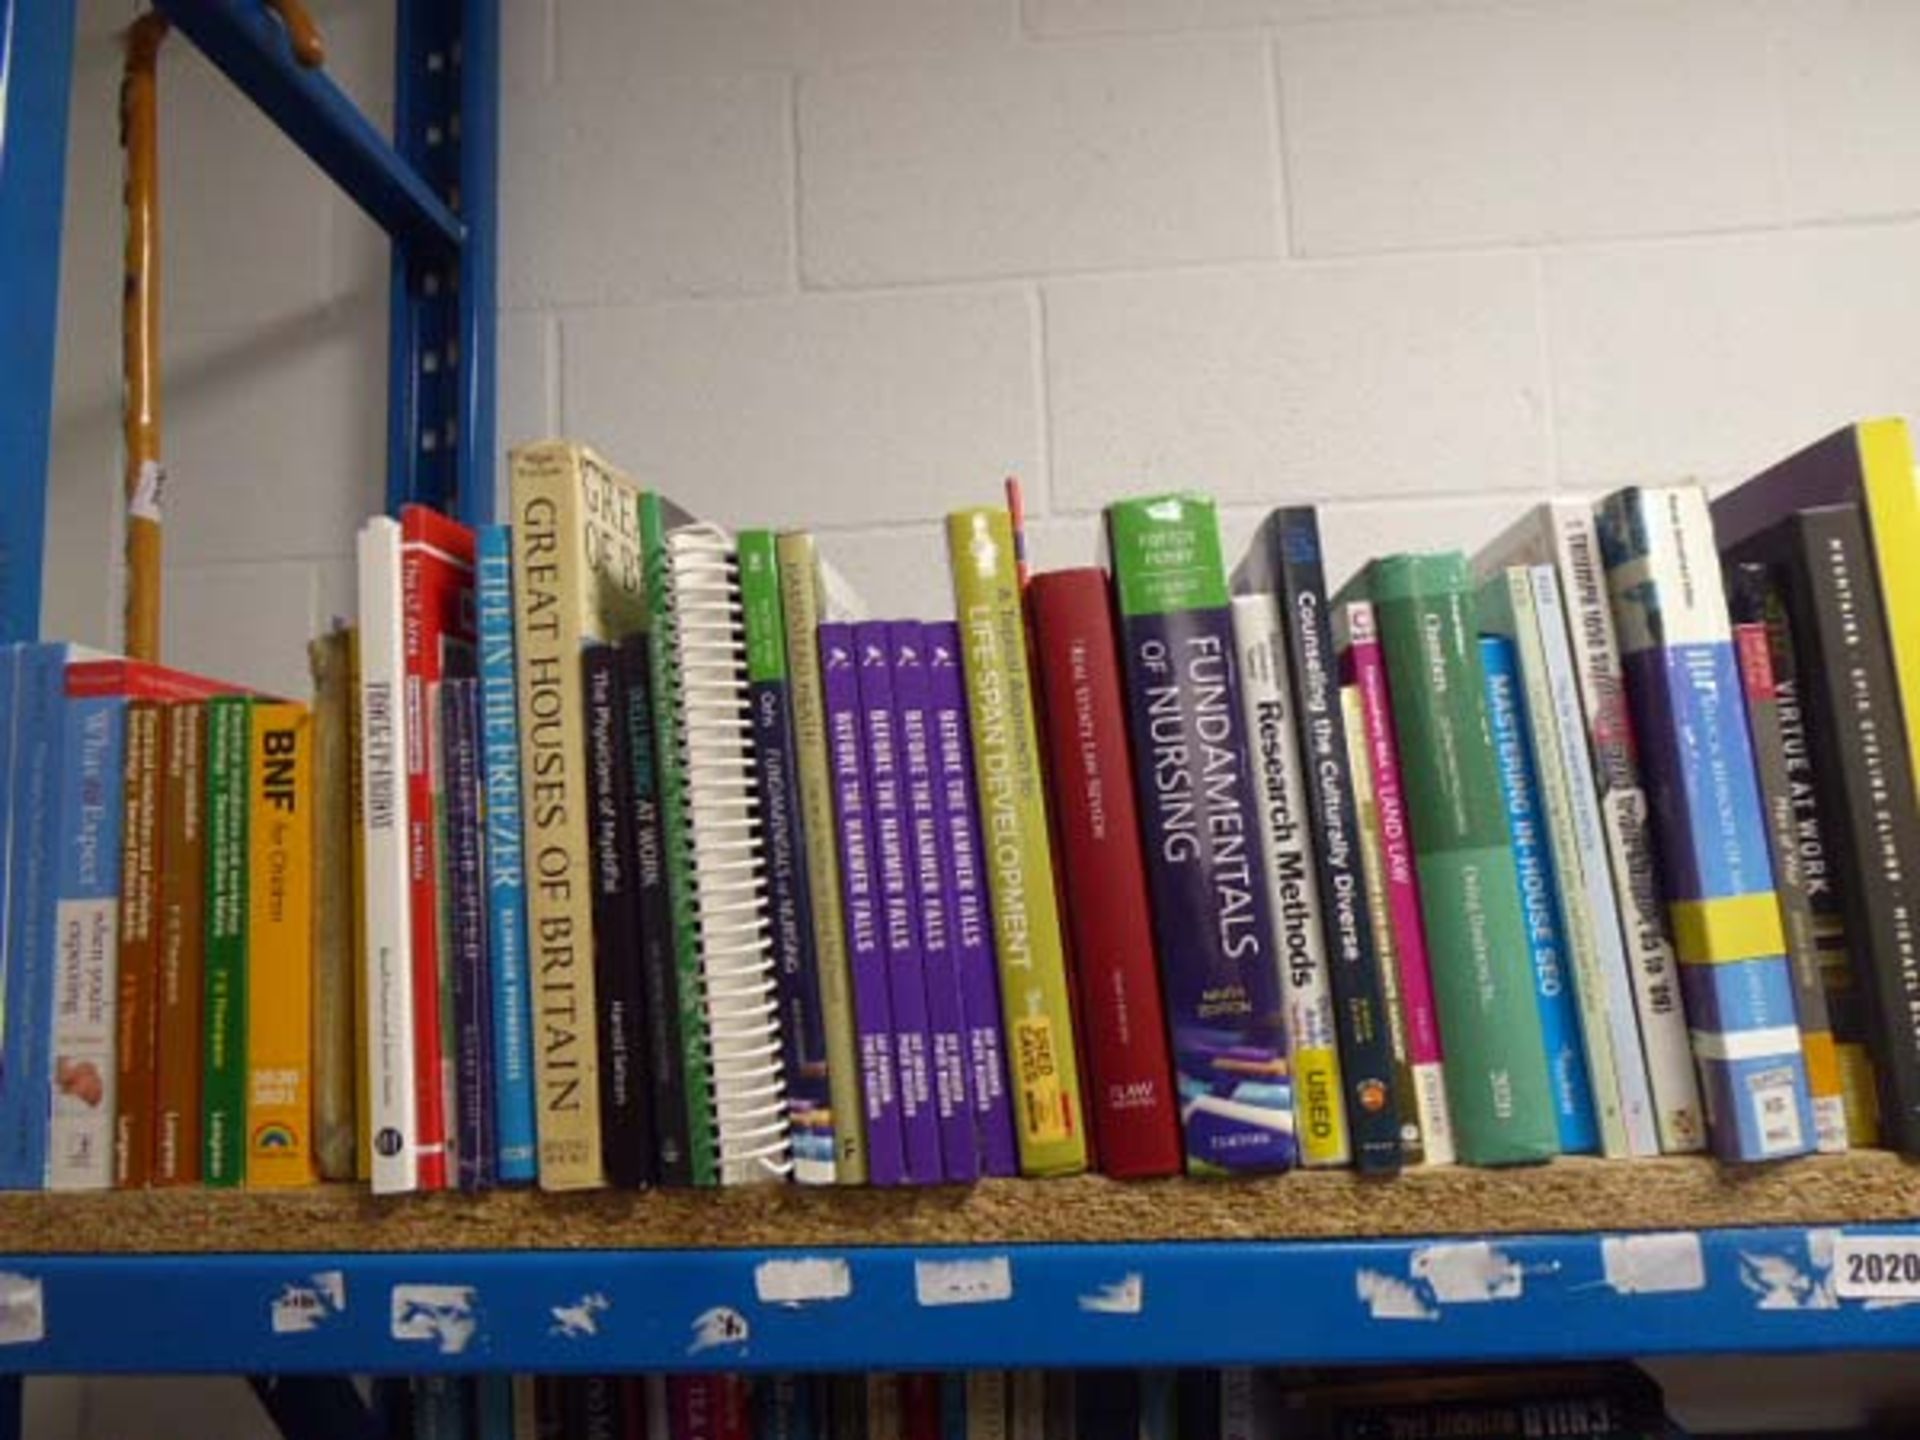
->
xmin=664 ymin=524 xmax=793 ymax=1183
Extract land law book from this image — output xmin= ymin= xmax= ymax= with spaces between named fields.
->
xmin=509 ymin=442 xmax=650 ymax=1189
xmin=1718 ymin=505 xmax=1920 ymax=1153
xmin=1029 ymin=569 xmax=1183 ymax=1179
xmin=1597 ymin=484 xmax=1813 ymax=1162
xmin=113 ymin=698 xmax=162 ymax=1187
xmin=153 ymin=700 xmax=207 ymax=1185
xmin=1474 ymin=502 xmax=1705 ymax=1154
xmin=1725 ymin=562 xmax=1851 ymax=1153
xmin=308 ymin=630 xmax=360 ymax=1181
xmin=203 ymin=695 xmax=251 ymax=1188
xmin=1364 ymin=553 xmax=1559 ymax=1166
xmin=947 ymin=506 xmax=1089 ymax=1176
xmin=246 ymin=701 xmax=316 ymax=1188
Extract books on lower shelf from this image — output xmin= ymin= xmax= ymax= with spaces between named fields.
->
xmin=8 ymin=419 xmax=1920 ymax=1192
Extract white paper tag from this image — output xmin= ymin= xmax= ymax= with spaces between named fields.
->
xmin=130 ymin=460 xmax=166 ymax=525
xmin=1832 ymin=1237 xmax=1920 ymax=1301
xmin=0 ymin=1274 xmax=45 ymax=1346
xmin=914 ymin=1256 xmax=1012 ymax=1308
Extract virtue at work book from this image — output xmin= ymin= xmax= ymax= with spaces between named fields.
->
xmin=946 ymin=506 xmax=1088 ymax=1177
xmin=1598 ymin=484 xmax=1814 ymax=1163
xmin=1029 ymin=568 xmax=1183 ymax=1180
xmin=1106 ymin=494 xmax=1296 ymax=1176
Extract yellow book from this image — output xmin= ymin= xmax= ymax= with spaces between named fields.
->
xmin=246 ymin=701 xmax=316 ymax=1188
xmin=1856 ymin=418 xmax=1920 ymax=801
xmin=945 ymin=507 xmax=1088 ymax=1177
xmin=346 ymin=626 xmax=372 ymax=1181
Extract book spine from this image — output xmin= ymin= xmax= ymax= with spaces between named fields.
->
xmin=113 ymin=699 xmax=163 ymax=1188
xmin=1236 ymin=598 xmax=1350 ymax=1169
xmin=891 ymin=620 xmax=980 ymax=1182
xmin=476 ymin=527 xmax=538 ymax=1184
xmin=309 ymin=632 xmax=359 ymax=1182
xmin=1599 ymin=485 xmax=1814 ymax=1162
xmin=1106 ymin=495 xmax=1296 ymax=1175
xmin=927 ymin=624 xmax=1019 ymax=1177
xmin=0 ymin=650 xmax=15 ymax=1047
xmin=1481 ymin=634 xmax=1600 ymax=1154
xmin=1370 ymin=554 xmax=1559 ymax=1165
xmin=946 ymin=508 xmax=1089 ymax=1177
xmin=821 ymin=622 xmax=906 ymax=1184
xmin=966 ymin=1372 xmax=1010 ymax=1440
xmin=1030 ymin=573 xmax=1183 ymax=1180
xmin=742 ymin=533 xmax=838 ymax=1184
xmin=1337 ymin=600 xmax=1452 ymax=1165
xmin=856 ymin=620 xmax=941 ymax=1182
xmin=1854 ymin=418 xmax=1920 ymax=801
xmin=1727 ymin=563 xmax=1851 ymax=1154
xmin=202 ymin=695 xmax=250 ymax=1188
xmin=1528 ymin=563 xmax=1660 ymax=1157
xmin=617 ymin=635 xmax=692 ymax=1185
xmin=245 ymin=702 xmax=317 ymax=1188
xmin=510 ymin=452 xmax=608 ymax=1191
xmin=441 ymin=680 xmax=496 ymax=1190
xmin=583 ymin=648 xmax=651 ymax=1187
xmin=153 ymin=701 xmax=205 ymax=1186
xmin=1264 ymin=511 xmax=1402 ymax=1173
xmin=1550 ymin=505 xmax=1705 ymax=1153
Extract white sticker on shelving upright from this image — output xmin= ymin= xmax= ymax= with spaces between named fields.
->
xmin=1078 ymin=1274 xmax=1144 ymax=1315
xmin=1601 ymin=1233 xmax=1705 ymax=1295
xmin=272 ymin=1271 xmax=347 ymax=1334
xmin=0 ymin=1274 xmax=44 ymax=1346
xmin=1832 ymin=1237 xmax=1920 ymax=1302
xmin=391 ymin=1284 xmax=478 ymax=1355
xmin=754 ymin=1258 xmax=852 ymax=1307
xmin=914 ymin=1256 xmax=1013 ymax=1308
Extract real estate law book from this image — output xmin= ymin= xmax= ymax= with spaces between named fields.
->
xmin=202 ymin=695 xmax=251 ymax=1189
xmin=112 ymin=699 xmax=163 ymax=1188
xmin=153 ymin=701 xmax=207 ymax=1187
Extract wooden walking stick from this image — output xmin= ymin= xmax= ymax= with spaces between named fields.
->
xmin=121 ymin=12 xmax=167 ymax=662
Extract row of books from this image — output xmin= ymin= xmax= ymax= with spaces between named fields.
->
xmin=387 ymin=1364 xmax=1678 ymax=1439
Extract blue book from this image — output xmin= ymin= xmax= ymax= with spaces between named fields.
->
xmin=472 ymin=1375 xmax=515 ymax=1440
xmin=1481 ymin=635 xmax=1599 ymax=1154
xmin=475 ymin=524 xmax=537 ymax=1184
xmin=756 ymin=1376 xmax=817 ymax=1440
xmin=412 ymin=1376 xmax=471 ymax=1440
xmin=0 ymin=645 xmax=71 ymax=1189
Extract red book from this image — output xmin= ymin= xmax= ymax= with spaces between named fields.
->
xmin=901 ymin=1374 xmax=943 ymax=1440
xmin=1028 ymin=569 xmax=1183 ymax=1178
xmin=668 ymin=1376 xmax=750 ymax=1440
xmin=400 ymin=505 xmax=476 ymax=1192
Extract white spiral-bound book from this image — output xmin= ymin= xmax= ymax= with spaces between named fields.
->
xmin=663 ymin=524 xmax=793 ymax=1184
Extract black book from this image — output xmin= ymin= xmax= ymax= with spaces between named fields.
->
xmin=583 ymin=644 xmax=654 ymax=1186
xmin=440 ymin=678 xmax=496 ymax=1192
xmin=1721 ymin=503 xmax=1920 ymax=1152
xmin=619 ymin=632 xmax=693 ymax=1186
xmin=1233 ymin=507 xmax=1403 ymax=1173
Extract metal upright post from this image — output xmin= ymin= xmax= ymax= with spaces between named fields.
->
xmin=456 ymin=0 xmax=498 ymax=527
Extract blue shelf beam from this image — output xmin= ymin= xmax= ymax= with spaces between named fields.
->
xmin=0 ymin=0 xmax=79 ymax=643
xmin=151 ymin=0 xmax=462 ymax=259
xmin=0 ymin=1226 xmax=1913 ymax=1374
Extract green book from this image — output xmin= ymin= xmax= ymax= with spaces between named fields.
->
xmin=1362 ymin=553 xmax=1559 ymax=1165
xmin=203 ymin=694 xmax=252 ymax=1187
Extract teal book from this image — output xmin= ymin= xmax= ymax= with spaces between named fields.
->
xmin=1363 ymin=554 xmax=1559 ymax=1165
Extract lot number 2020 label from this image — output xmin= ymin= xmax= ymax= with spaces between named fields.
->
xmin=1832 ymin=1237 xmax=1920 ymax=1300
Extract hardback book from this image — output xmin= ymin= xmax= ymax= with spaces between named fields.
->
xmin=927 ymin=623 xmax=1019 ymax=1177
xmin=1030 ymin=569 xmax=1183 ymax=1180
xmin=754 ymin=1375 xmax=815 ymax=1440
xmin=1332 ymin=596 xmax=1452 ymax=1166
xmin=1480 ymin=633 xmax=1600 ymax=1155
xmin=153 ymin=700 xmax=207 ymax=1186
xmin=653 ymin=517 xmax=792 ymax=1185
xmin=1009 ymin=1372 xmax=1046 ymax=1440
xmin=582 ymin=647 xmax=652 ymax=1188
xmin=203 ymin=694 xmax=251 ymax=1189
xmin=775 ymin=531 xmax=867 ymax=1184
xmin=855 ymin=620 xmax=941 ymax=1182
xmin=440 ymin=679 xmax=497 ymax=1191
xmin=946 ymin=506 xmax=1089 ymax=1177
xmin=507 ymin=442 xmax=650 ymax=1189
xmin=245 ymin=700 xmax=316 ymax=1188
xmin=1362 ymin=552 xmax=1559 ymax=1166
xmin=308 ymin=629 xmax=360 ymax=1182
xmin=112 ymin=698 xmax=163 ymax=1188
xmin=1717 ymin=505 xmax=1920 ymax=1153
xmin=1233 ymin=509 xmax=1402 ymax=1173
xmin=1712 ymin=419 xmax=1920 ymax=800
xmin=1597 ymin=484 xmax=1814 ymax=1162
xmin=1725 ymin=561 xmax=1851 ymax=1154
xmin=821 ymin=620 xmax=906 ymax=1185
xmin=347 ymin=628 xmax=371 ymax=1182
xmin=1106 ymin=493 xmax=1296 ymax=1175
xmin=400 ymin=504 xmax=476 ymax=1192
xmin=902 ymin=1374 xmax=943 ymax=1440
xmin=891 ymin=619 xmax=981 ymax=1182
xmin=1233 ymin=593 xmax=1352 ymax=1169
xmin=964 ymin=1371 xmax=1009 ymax=1440
xmin=671 ymin=1375 xmax=752 ymax=1440
xmin=741 ymin=533 xmax=840 ymax=1184
xmin=474 ymin=526 xmax=538 ymax=1185
xmin=617 ymin=633 xmax=692 ymax=1185
xmin=357 ymin=515 xmax=420 ymax=1192
xmin=1475 ymin=503 xmax=1705 ymax=1154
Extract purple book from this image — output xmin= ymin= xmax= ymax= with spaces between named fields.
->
xmin=928 ymin=623 xmax=1019 ymax=1177
xmin=819 ymin=623 xmax=906 ymax=1185
xmin=856 ymin=621 xmax=942 ymax=1183
xmin=891 ymin=621 xmax=979 ymax=1182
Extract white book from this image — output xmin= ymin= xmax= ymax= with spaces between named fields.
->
xmin=357 ymin=516 xmax=420 ymax=1193
xmin=1475 ymin=503 xmax=1706 ymax=1153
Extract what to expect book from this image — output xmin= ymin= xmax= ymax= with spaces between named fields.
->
xmin=1107 ymin=493 xmax=1296 ymax=1175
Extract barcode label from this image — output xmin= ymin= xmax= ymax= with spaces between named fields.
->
xmin=1750 ymin=1067 xmax=1804 ymax=1155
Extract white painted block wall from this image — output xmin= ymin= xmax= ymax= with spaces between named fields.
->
xmin=40 ymin=0 xmax=1920 ymax=1432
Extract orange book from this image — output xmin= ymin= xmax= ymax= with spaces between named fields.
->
xmin=113 ymin=700 xmax=165 ymax=1187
